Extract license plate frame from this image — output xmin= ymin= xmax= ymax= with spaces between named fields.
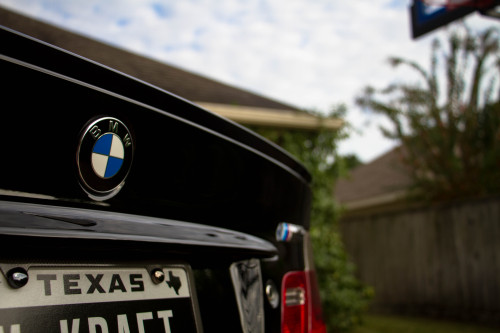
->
xmin=0 ymin=262 xmax=202 ymax=333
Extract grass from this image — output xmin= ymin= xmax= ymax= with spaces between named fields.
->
xmin=351 ymin=314 xmax=499 ymax=333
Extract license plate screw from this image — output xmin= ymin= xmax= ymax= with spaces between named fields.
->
xmin=7 ymin=267 xmax=29 ymax=289
xmin=151 ymin=268 xmax=165 ymax=284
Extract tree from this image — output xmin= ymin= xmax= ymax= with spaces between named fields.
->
xmin=357 ymin=26 xmax=500 ymax=202
xmin=251 ymin=105 xmax=372 ymax=332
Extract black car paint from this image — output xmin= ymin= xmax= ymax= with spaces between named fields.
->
xmin=0 ymin=26 xmax=311 ymax=332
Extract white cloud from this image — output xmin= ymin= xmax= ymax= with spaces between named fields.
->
xmin=0 ymin=0 xmax=496 ymax=162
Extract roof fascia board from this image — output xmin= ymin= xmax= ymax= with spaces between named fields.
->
xmin=197 ymin=102 xmax=342 ymax=131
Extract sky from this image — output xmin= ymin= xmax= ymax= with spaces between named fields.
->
xmin=0 ymin=0 xmax=496 ymax=162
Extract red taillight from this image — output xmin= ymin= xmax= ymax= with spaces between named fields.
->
xmin=281 ymin=270 xmax=327 ymax=333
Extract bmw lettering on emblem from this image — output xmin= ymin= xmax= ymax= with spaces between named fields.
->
xmin=77 ymin=117 xmax=134 ymax=200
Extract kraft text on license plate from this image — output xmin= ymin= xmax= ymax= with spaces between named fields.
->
xmin=0 ymin=265 xmax=199 ymax=333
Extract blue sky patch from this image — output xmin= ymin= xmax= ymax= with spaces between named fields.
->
xmin=41 ymin=1 xmax=72 ymax=20
xmin=190 ymin=41 xmax=203 ymax=52
xmin=385 ymin=0 xmax=407 ymax=10
xmin=194 ymin=27 xmax=206 ymax=37
xmin=117 ymin=18 xmax=131 ymax=27
xmin=152 ymin=3 xmax=173 ymax=18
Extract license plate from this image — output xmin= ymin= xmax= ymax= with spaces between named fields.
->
xmin=0 ymin=264 xmax=200 ymax=333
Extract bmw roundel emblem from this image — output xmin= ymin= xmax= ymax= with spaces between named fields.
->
xmin=77 ymin=117 xmax=134 ymax=200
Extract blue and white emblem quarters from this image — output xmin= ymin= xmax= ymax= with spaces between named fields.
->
xmin=77 ymin=117 xmax=134 ymax=201
xmin=92 ymin=133 xmax=125 ymax=179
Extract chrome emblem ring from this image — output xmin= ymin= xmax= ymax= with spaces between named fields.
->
xmin=77 ymin=117 xmax=134 ymax=200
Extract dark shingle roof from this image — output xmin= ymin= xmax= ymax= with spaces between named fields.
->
xmin=0 ymin=6 xmax=300 ymax=111
xmin=334 ymin=146 xmax=413 ymax=203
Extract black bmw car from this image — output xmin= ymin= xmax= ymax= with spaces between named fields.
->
xmin=0 ymin=24 xmax=326 ymax=333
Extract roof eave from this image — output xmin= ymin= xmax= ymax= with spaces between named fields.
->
xmin=197 ymin=102 xmax=343 ymax=131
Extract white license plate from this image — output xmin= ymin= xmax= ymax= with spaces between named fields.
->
xmin=0 ymin=264 xmax=200 ymax=333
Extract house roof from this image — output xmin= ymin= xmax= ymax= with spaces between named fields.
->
xmin=0 ymin=7 xmax=342 ymax=130
xmin=334 ymin=146 xmax=413 ymax=211
xmin=0 ymin=6 xmax=341 ymax=131
xmin=0 ymin=7 xmax=299 ymax=109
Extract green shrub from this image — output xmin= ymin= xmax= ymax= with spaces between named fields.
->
xmin=251 ymin=106 xmax=372 ymax=331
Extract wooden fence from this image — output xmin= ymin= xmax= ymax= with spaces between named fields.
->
xmin=340 ymin=196 xmax=500 ymax=324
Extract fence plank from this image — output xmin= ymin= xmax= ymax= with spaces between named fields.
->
xmin=340 ymin=196 xmax=500 ymax=323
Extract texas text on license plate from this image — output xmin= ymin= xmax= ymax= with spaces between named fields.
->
xmin=0 ymin=264 xmax=201 ymax=333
